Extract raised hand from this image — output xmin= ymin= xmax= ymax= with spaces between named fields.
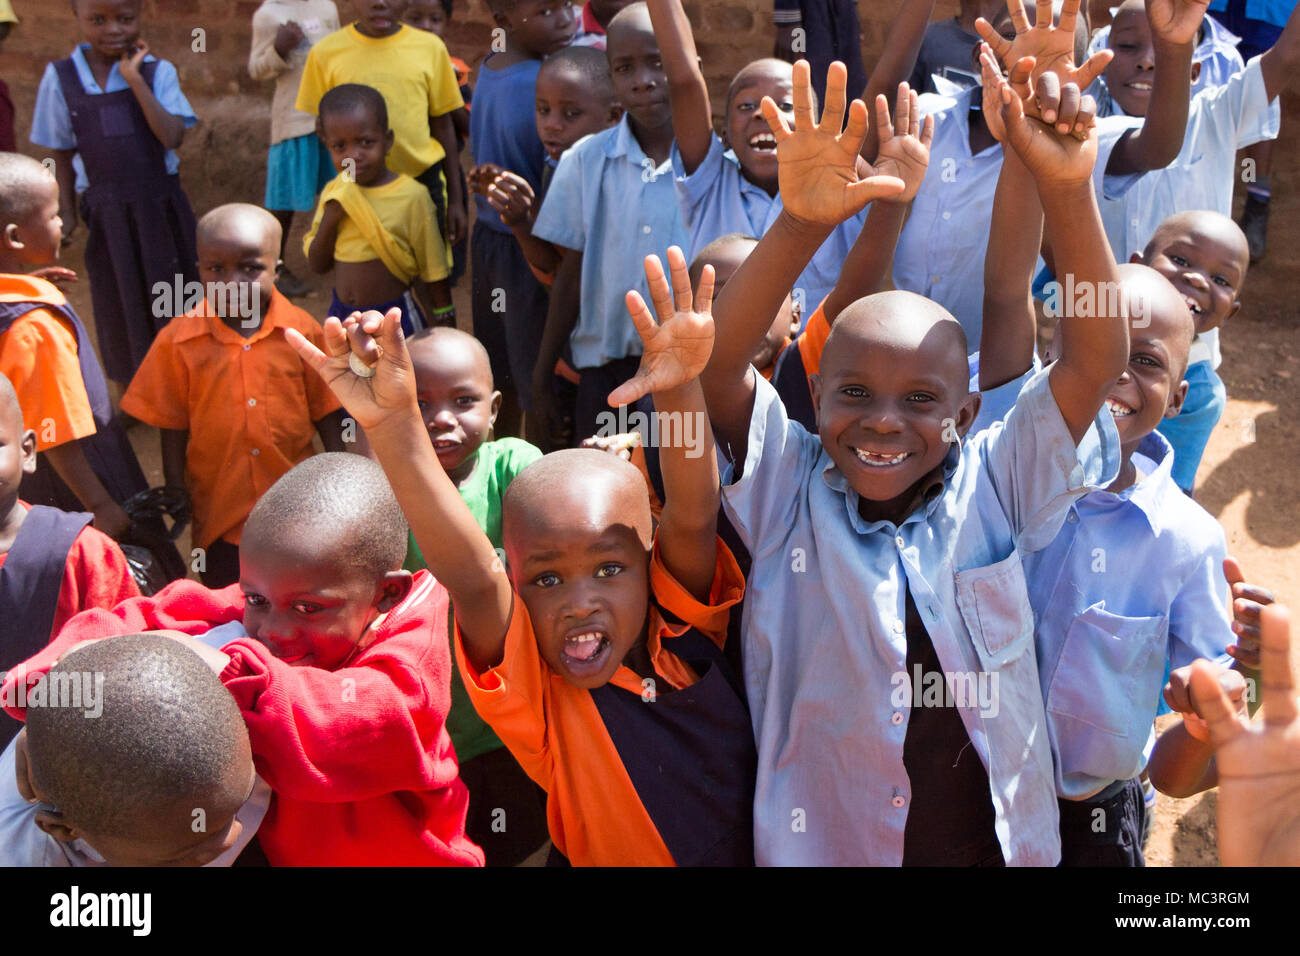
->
xmin=486 ymin=171 xmax=537 ymax=227
xmin=119 ymin=39 xmax=150 ymax=86
xmin=871 ymin=83 xmax=935 ymax=204
xmin=1225 ymin=556 xmax=1275 ymax=670
xmin=1147 ymin=0 xmax=1212 ymax=47
xmin=976 ymin=0 xmax=1113 ymax=119
xmin=284 ymin=307 xmax=418 ymax=434
xmin=761 ymin=59 xmax=905 ymax=226
xmin=606 ymin=246 xmax=715 ymax=408
xmin=992 ymin=66 xmax=1098 ymax=187
xmin=980 ymin=44 xmax=1035 ymax=143
xmin=1191 ymin=604 xmax=1300 ymax=866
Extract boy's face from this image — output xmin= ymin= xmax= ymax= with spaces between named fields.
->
xmin=403 ymin=0 xmax=447 ymax=35
xmin=409 ymin=336 xmax=501 ymax=484
xmin=1102 ymin=296 xmax=1191 ymax=456
xmin=73 ymin=0 xmax=141 ymax=60
xmin=1106 ymin=7 xmax=1157 ymax=116
xmin=5 ymin=176 xmax=63 ymax=267
xmin=506 ymin=479 xmax=652 ymax=689
xmin=500 ymin=0 xmax=577 ymax=58
xmin=239 ymin=533 xmax=411 ymax=671
xmin=535 ymin=64 xmax=621 ymax=160
xmin=0 ymin=398 xmax=37 ymax=519
xmin=195 ymin=222 xmax=278 ymax=330
xmin=606 ymin=23 xmax=670 ymax=130
xmin=354 ymin=0 xmax=408 ymax=38
xmin=1141 ymin=219 xmax=1248 ymax=336
xmin=725 ymin=61 xmax=794 ymax=193
xmin=810 ymin=301 xmax=977 ymax=522
xmin=320 ymin=107 xmax=393 ymax=187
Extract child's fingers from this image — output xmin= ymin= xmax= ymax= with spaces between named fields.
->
xmin=1258 ymin=605 xmax=1298 ymax=728
xmin=1073 ymin=94 xmax=1097 ymax=139
xmin=1008 ymin=0 xmax=1032 ymax=34
xmin=1235 ymin=582 xmax=1276 ymax=606
xmin=1054 ymin=82 xmax=1081 ymax=134
xmin=1036 ymin=71 xmax=1061 ymax=125
xmin=1035 ymin=0 xmax=1055 ymax=32
xmin=1008 ymin=55 xmax=1036 ymax=95
xmin=1058 ymin=0 xmax=1081 ymax=35
xmin=1234 ymin=596 xmax=1272 ymax=631
xmin=284 ymin=326 xmax=331 ymax=372
xmin=694 ymin=263 xmax=716 ymax=317
xmin=640 ymin=253 xmax=676 ymax=324
xmin=1224 ymin=555 xmax=1247 ymax=588
xmin=760 ymin=95 xmax=794 ymax=142
xmin=974 ymin=17 xmax=1013 ymax=58
xmin=894 ymin=83 xmax=911 ymax=141
xmin=840 ymin=97 xmax=870 ymax=154
xmin=873 ymin=94 xmax=894 ymax=144
xmin=920 ymin=113 xmax=935 ymax=150
xmin=844 ymin=175 xmax=906 ymax=214
xmin=1189 ymin=660 xmax=1248 ymax=749
xmin=623 ymin=289 xmax=660 ymax=347
xmin=1226 ymin=640 xmax=1262 ymax=671
xmin=818 ymin=61 xmax=849 ymax=134
xmin=665 ymin=245 xmax=694 ymax=314
xmin=1073 ymin=48 xmax=1115 ymax=89
xmin=791 ymin=59 xmax=817 ymax=130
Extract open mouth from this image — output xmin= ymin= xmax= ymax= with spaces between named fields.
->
xmin=748 ymin=132 xmax=778 ymax=154
xmin=432 ymin=437 xmax=461 ymax=452
xmin=1183 ymin=296 xmax=1204 ymax=316
xmin=1126 ymin=81 xmax=1152 ymax=92
xmin=852 ymin=447 xmax=912 ymax=468
xmin=560 ymin=628 xmax=612 ymax=677
xmin=542 ymin=140 xmax=567 ymax=157
xmin=1105 ymin=398 xmax=1135 ymax=418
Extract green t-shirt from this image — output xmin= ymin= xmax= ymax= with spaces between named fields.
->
xmin=404 ymin=437 xmax=542 ymax=762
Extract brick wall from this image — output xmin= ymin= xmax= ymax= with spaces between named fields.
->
xmin=2 ymin=0 xmax=965 ymax=211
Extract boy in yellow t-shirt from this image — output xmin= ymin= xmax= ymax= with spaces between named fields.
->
xmin=305 ymin=84 xmax=451 ymax=332
xmin=295 ymin=4 xmax=464 ymax=322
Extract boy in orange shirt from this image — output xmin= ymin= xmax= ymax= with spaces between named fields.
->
xmin=123 ymin=203 xmax=346 ymax=588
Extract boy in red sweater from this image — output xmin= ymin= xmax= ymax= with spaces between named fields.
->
xmin=31 ymin=452 xmax=483 ymax=866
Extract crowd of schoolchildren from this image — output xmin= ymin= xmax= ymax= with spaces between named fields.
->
xmin=0 ymin=0 xmax=1298 ymax=868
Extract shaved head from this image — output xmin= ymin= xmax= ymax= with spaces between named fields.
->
xmin=0 ymin=153 xmax=57 ymax=227
xmin=605 ymin=1 xmax=652 ymax=44
xmin=826 ymin=291 xmax=970 ymax=385
xmin=1144 ymin=210 xmax=1249 ymax=273
xmin=502 ymin=448 xmax=653 ymax=564
xmin=196 ymin=203 xmax=282 ymax=257
xmin=408 ymin=325 xmax=493 ymax=381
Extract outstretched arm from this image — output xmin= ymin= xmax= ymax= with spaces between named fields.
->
xmin=978 ymin=48 xmax=1042 ymax=389
xmin=1106 ymin=0 xmax=1208 ymax=175
xmin=648 ymin=0 xmax=714 ymax=174
xmin=285 ymin=310 xmax=514 ymax=672
xmin=703 ymin=61 xmax=905 ymax=461
xmin=860 ymin=0 xmax=938 ymax=162
xmin=992 ymin=61 xmax=1125 ymax=443
xmin=608 ymin=249 xmax=719 ymax=600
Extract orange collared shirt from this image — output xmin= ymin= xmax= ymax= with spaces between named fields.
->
xmin=0 ymin=275 xmax=96 ymax=451
xmin=456 ymin=536 xmax=749 ymax=866
xmin=120 ymin=289 xmax=341 ymax=548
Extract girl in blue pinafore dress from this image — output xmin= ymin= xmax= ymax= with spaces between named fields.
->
xmin=30 ymin=8 xmax=199 ymax=387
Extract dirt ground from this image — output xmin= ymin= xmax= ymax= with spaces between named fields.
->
xmin=37 ymin=91 xmax=1299 ymax=869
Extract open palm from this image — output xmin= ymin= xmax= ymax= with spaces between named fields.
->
xmin=995 ymin=71 xmax=1097 ymax=186
xmin=1147 ymin=0 xmax=1212 ymax=47
xmin=1193 ymin=605 xmax=1300 ymax=866
xmin=607 ymin=248 xmax=715 ymax=408
xmin=976 ymin=0 xmax=1113 ymax=116
xmin=763 ymin=60 xmax=905 ymax=226
xmin=872 ymin=84 xmax=935 ymax=203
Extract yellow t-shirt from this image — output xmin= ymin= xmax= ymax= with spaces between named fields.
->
xmin=295 ymin=23 xmax=463 ymax=178
xmin=304 ymin=174 xmax=450 ymax=283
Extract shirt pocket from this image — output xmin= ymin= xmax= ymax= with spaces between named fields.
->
xmin=1046 ymin=603 xmax=1166 ymax=738
xmin=955 ymin=550 xmax=1035 ymax=672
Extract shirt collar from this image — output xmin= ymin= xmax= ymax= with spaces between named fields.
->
xmin=605 ymin=115 xmax=673 ymax=175
xmin=820 ymin=443 xmax=959 ymax=534
xmin=1079 ymin=429 xmax=1177 ymax=535
xmin=73 ymin=43 xmax=155 ymax=92
xmin=0 ymin=274 xmax=66 ymax=307
xmin=173 ymin=286 xmax=292 ymax=345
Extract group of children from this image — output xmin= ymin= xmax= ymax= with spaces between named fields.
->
xmin=0 ymin=0 xmax=1298 ymax=866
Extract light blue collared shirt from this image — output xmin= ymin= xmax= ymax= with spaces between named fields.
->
xmin=532 ymin=115 xmax=690 ymax=370
xmin=976 ymin=372 xmax=1233 ymax=799
xmin=721 ymin=365 xmax=1121 ymax=865
xmin=30 ymin=44 xmax=198 ymax=194
xmin=895 ymin=87 xmax=1135 ymax=347
xmin=671 ymin=133 xmax=867 ymax=321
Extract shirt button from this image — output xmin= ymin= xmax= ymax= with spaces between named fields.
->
xmin=1067 ymin=511 xmax=1079 ymax=523
xmin=892 ymin=795 xmax=906 ymax=808
xmin=891 ymin=712 xmax=904 ymax=725
xmin=942 ymin=210 xmax=952 ymax=220
xmin=894 ymin=535 xmax=904 ymax=548
xmin=931 ymin=275 xmax=942 ymax=283
xmin=243 ymin=344 xmax=251 ymax=351
xmin=251 ymin=448 xmax=260 ymax=457
xmin=642 ymin=224 xmax=651 ymax=234
xmin=1131 ymin=218 xmax=1139 ymax=227
xmin=892 ymin=620 xmax=904 ymax=635
xmin=247 ymin=398 xmax=257 ymax=407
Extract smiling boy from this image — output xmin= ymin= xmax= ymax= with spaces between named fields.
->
xmin=699 ymin=60 xmax=1125 ymax=865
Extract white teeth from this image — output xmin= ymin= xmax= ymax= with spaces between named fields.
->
xmin=1106 ymin=399 xmax=1135 ymax=418
xmin=748 ymin=134 xmax=777 ymax=151
xmin=854 ymin=448 xmax=910 ymax=467
xmin=566 ymin=632 xmax=601 ymax=644
xmin=1129 ymin=82 xmax=1152 ymax=90
xmin=1184 ymin=297 xmax=1203 ymax=315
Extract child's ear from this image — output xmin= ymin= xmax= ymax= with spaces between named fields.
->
xmin=383 ymin=129 xmax=395 ymax=154
xmin=1166 ymin=378 xmax=1189 ymax=419
xmin=809 ymin=373 xmax=822 ymax=422
xmin=3 ymin=221 xmax=25 ymax=252
xmin=20 ymin=428 xmax=37 ymax=476
xmin=33 ymin=809 xmax=80 ymax=844
xmin=1225 ymin=298 xmax=1242 ymax=325
xmin=953 ymin=392 xmax=982 ymax=439
xmin=375 ymin=570 xmax=414 ymax=612
xmin=488 ymin=389 xmax=502 ymax=427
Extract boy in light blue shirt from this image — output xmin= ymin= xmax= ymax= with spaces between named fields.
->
xmin=531 ymin=2 xmax=689 ymax=445
xmin=699 ymin=57 xmax=1123 ymax=865
xmin=972 ymin=124 xmax=1242 ymax=864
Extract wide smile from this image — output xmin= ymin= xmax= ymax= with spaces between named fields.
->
xmin=747 ymin=132 xmax=778 ymax=154
xmin=1183 ymin=295 xmax=1204 ymax=317
xmin=1126 ymin=80 xmax=1153 ymax=92
xmin=1105 ymin=398 xmax=1136 ymax=419
xmin=851 ymin=446 xmax=913 ymax=468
